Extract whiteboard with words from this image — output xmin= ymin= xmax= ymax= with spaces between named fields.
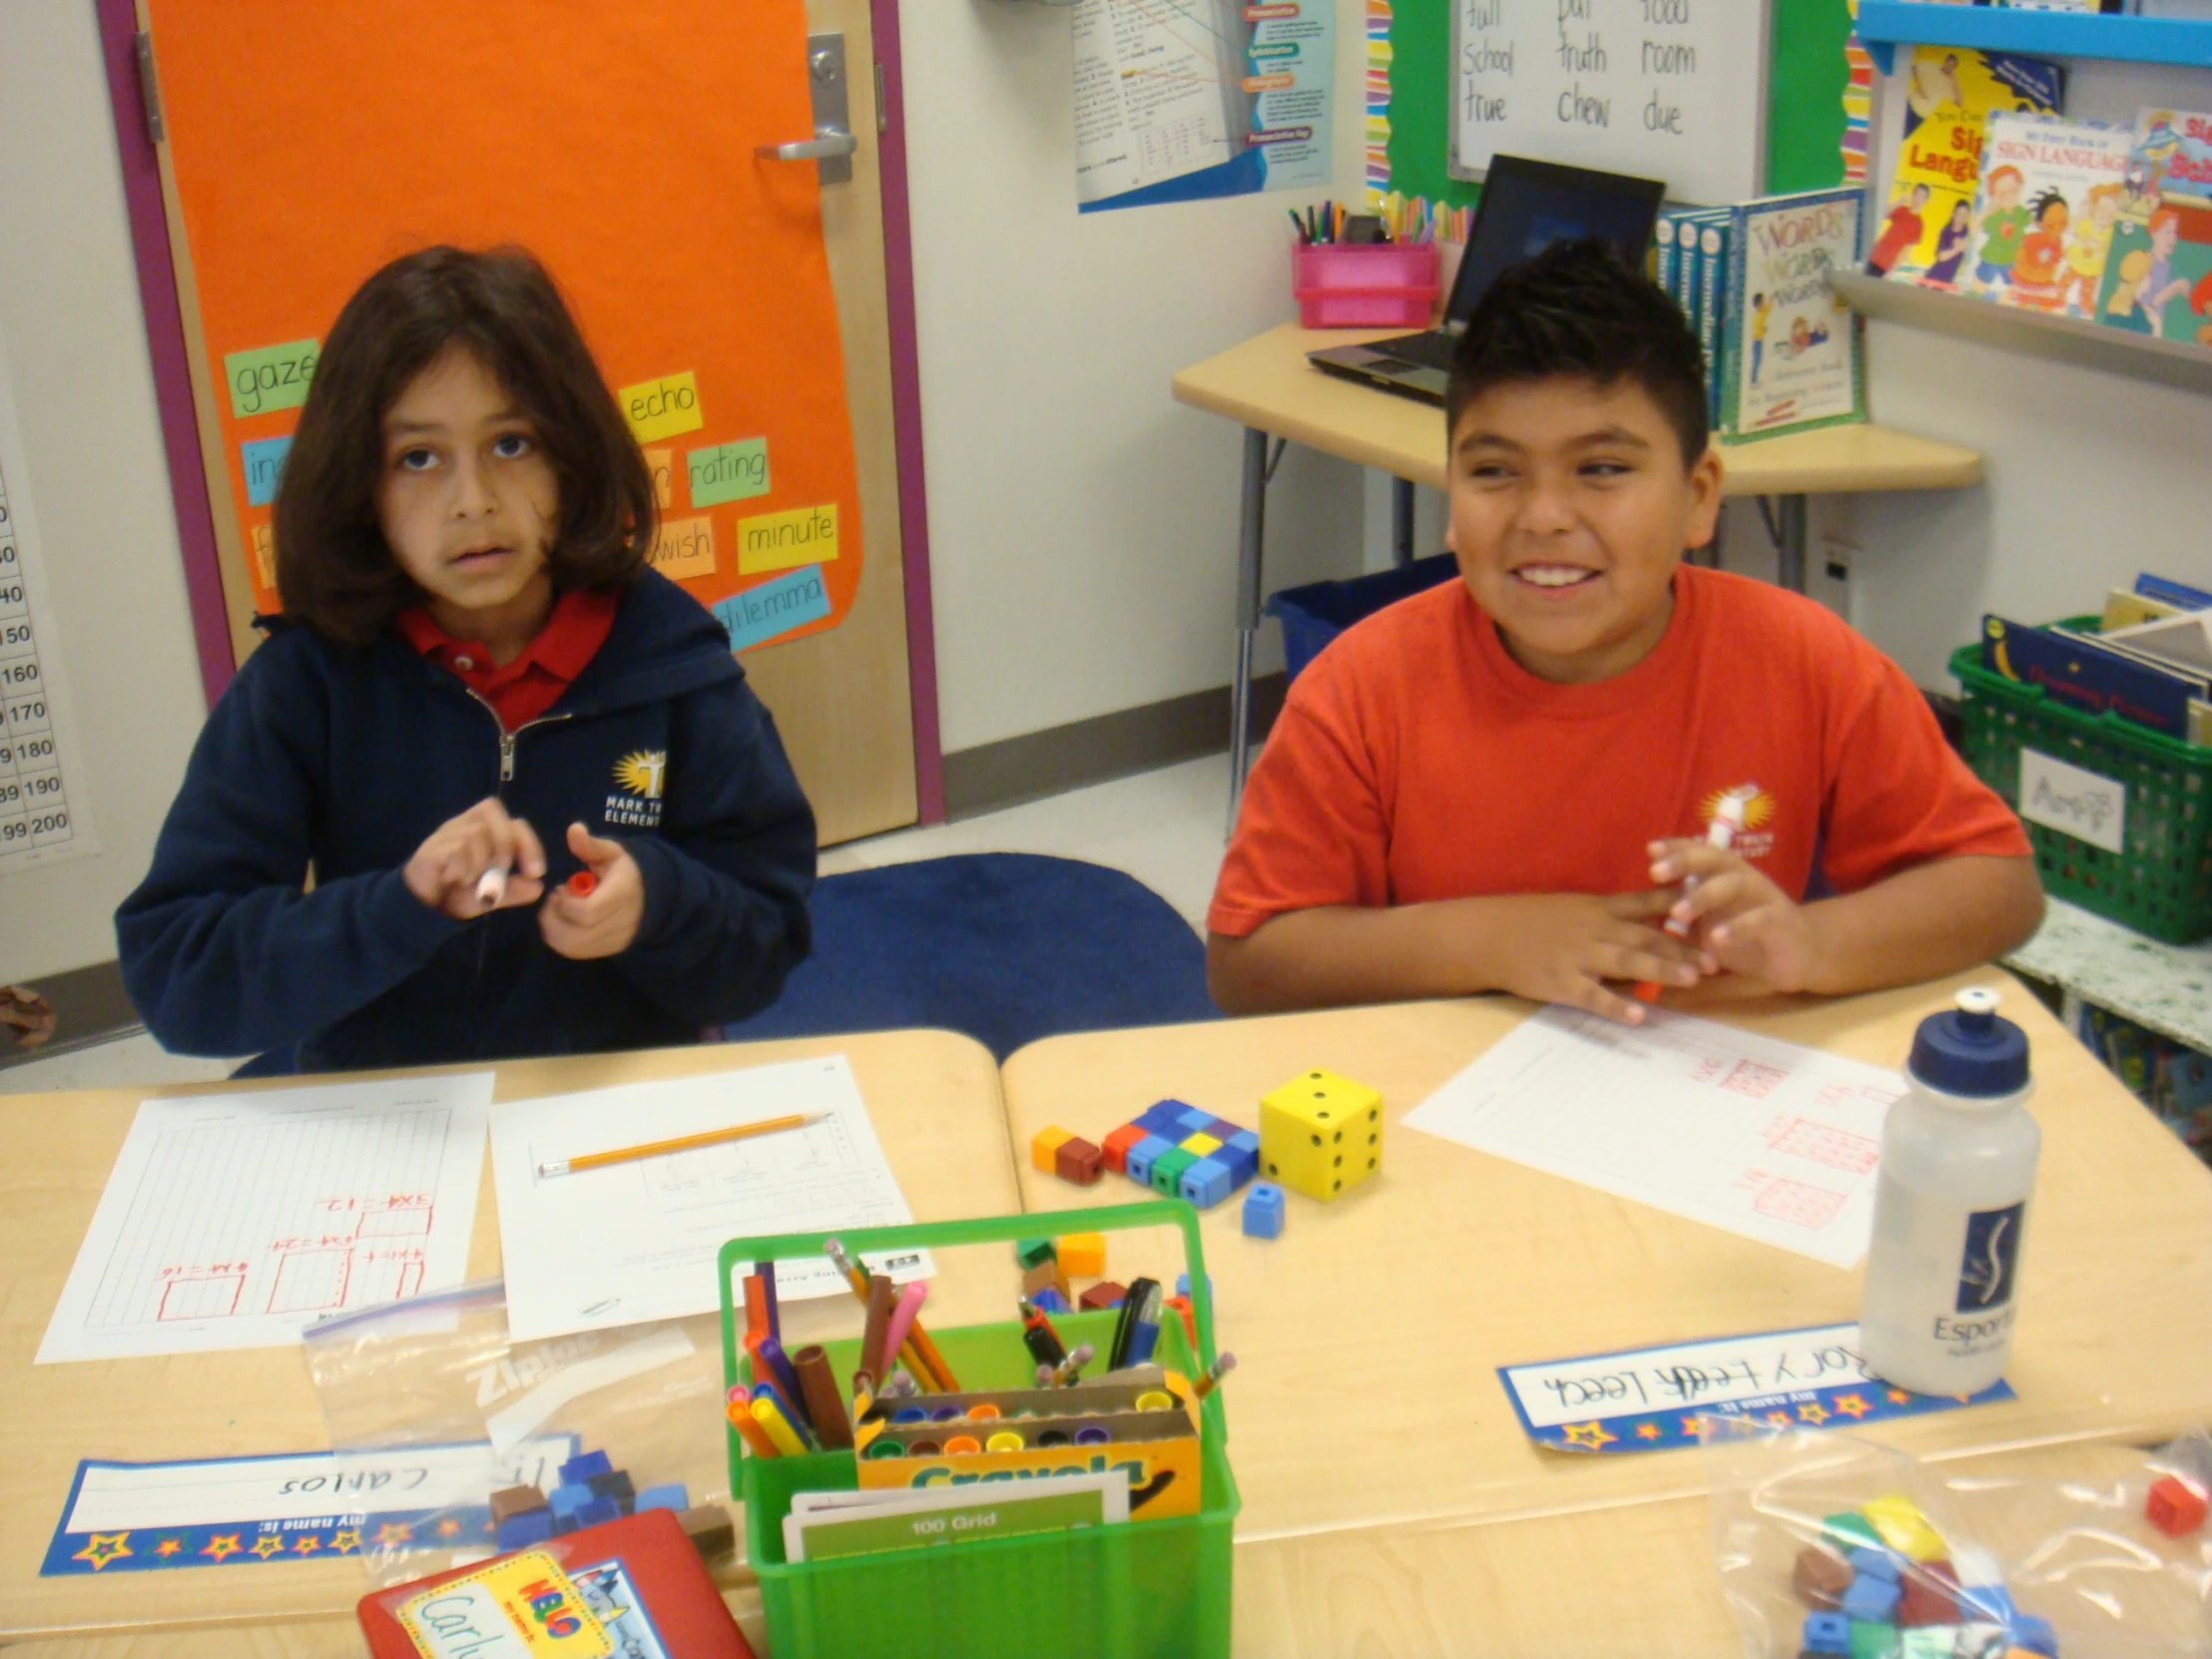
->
xmin=0 ymin=334 xmax=96 ymax=874
xmin=1449 ymin=0 xmax=1769 ymax=207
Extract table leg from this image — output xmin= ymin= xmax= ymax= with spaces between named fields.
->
xmin=1391 ymin=475 xmax=1415 ymax=568
xmin=1228 ymin=426 xmax=1269 ymax=832
xmin=1770 ymin=493 xmax=1809 ymax=593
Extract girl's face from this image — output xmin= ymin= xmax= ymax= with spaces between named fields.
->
xmin=376 ymin=345 xmax=559 ymax=646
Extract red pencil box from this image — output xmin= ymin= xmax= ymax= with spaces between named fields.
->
xmin=356 ymin=1507 xmax=755 ymax=1659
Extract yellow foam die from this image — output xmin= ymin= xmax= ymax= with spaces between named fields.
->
xmin=1259 ymin=1068 xmax=1382 ymax=1202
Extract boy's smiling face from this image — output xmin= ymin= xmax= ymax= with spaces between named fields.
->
xmin=1446 ymin=374 xmax=1722 ymax=685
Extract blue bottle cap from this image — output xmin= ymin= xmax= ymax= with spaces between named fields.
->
xmin=1909 ymin=987 xmax=2030 ymax=1098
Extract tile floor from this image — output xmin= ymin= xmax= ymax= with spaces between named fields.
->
xmin=0 ymin=756 xmax=1237 ymax=1094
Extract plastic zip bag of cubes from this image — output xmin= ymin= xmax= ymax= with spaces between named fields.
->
xmin=1702 ymin=1413 xmax=2212 ymax=1659
xmin=303 ymin=1280 xmax=735 ymax=1589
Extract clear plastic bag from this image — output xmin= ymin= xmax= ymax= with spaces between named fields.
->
xmin=1705 ymin=1415 xmax=2212 ymax=1659
xmin=302 ymin=1279 xmax=731 ymax=1588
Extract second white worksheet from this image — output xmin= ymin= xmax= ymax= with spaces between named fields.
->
xmin=490 ymin=1055 xmax=923 ymax=1342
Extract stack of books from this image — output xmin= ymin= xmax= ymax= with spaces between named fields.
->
xmin=1654 ymin=189 xmax=1866 ymax=445
xmin=1981 ymin=573 xmax=2212 ymax=746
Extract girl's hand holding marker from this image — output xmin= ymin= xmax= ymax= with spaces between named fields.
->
xmin=404 ymin=798 xmax=546 ymax=919
xmin=406 ymin=804 xmax=642 ymax=960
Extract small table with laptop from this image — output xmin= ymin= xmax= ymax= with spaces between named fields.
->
xmin=1172 ymin=153 xmax=1984 ymax=813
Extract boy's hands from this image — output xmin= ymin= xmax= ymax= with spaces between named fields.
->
xmin=1649 ymin=837 xmax=1818 ymax=993
xmin=405 ymin=800 xmax=547 ymax=918
xmin=539 ymin=823 xmax=646 ymax=960
xmin=1481 ymin=890 xmax=1711 ymax=1025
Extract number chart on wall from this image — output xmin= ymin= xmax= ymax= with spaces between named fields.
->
xmin=1449 ymin=0 xmax=1769 ymax=206
xmin=0 ymin=341 xmax=94 ymax=874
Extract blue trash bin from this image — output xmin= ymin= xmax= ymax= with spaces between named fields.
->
xmin=1264 ymin=552 xmax=1460 ymax=682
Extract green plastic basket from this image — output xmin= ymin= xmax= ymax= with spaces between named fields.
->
xmin=1950 ymin=626 xmax=2212 ymax=943
xmin=715 ymin=1201 xmax=1239 ymax=1659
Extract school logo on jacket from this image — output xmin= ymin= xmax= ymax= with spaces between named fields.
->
xmin=1702 ymin=784 xmax=1779 ymax=860
xmin=606 ymin=750 xmax=666 ymax=830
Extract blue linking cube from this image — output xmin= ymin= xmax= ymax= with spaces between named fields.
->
xmin=1242 ymin=1181 xmax=1285 ymax=1239
xmin=548 ymin=1481 xmax=595 ymax=1519
xmin=1030 ymin=1287 xmax=1069 ymax=1313
xmin=636 ymin=1482 xmax=690 ymax=1514
xmin=1840 ymin=1575 xmax=1902 ymax=1623
xmin=1177 ymin=1158 xmax=1234 ymax=1210
xmin=1847 ymin=1546 xmax=1902 ymax=1583
xmin=1174 ymin=1272 xmax=1215 ymax=1299
xmin=1174 ymin=1105 xmax=1215 ymax=1135
xmin=1124 ymin=1134 xmax=1175 ymax=1188
xmin=1134 ymin=1100 xmax=1193 ymax=1135
xmin=1219 ymin=1131 xmax=1261 ymax=1187
xmin=495 ymin=1508 xmax=555 ymax=1550
xmin=2011 ymin=1615 xmax=2056 ymax=1657
xmin=1802 ymin=1611 xmax=1850 ymax=1655
xmin=576 ymin=1496 xmax=622 ymax=1528
xmin=558 ymin=1449 xmax=612 ymax=1485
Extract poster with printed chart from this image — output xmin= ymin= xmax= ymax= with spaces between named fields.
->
xmin=0 ymin=334 xmax=96 ymax=873
xmin=146 ymin=0 xmax=863 ymax=663
xmin=1448 ymin=0 xmax=1770 ymax=207
xmin=1072 ymin=0 xmax=1334 ymax=212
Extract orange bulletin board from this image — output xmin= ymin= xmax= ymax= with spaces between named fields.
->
xmin=148 ymin=0 xmax=861 ymax=655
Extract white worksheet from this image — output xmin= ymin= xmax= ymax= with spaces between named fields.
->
xmin=1402 ymin=1007 xmax=1905 ymax=1266
xmin=39 ymin=1074 xmax=493 ymax=1363
xmin=489 ymin=1055 xmax=925 ymax=1343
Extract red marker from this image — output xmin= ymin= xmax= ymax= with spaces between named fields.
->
xmin=565 ymin=868 xmax=598 ymax=898
xmin=1635 ymin=794 xmax=1749 ymax=1003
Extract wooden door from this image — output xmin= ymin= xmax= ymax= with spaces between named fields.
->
xmin=138 ymin=0 xmax=917 ymax=845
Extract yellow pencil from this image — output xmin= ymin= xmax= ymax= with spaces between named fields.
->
xmin=536 ymin=1108 xmax=826 ymax=1178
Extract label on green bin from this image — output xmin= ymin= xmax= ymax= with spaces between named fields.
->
xmin=798 ymin=1488 xmax=1103 ymax=1561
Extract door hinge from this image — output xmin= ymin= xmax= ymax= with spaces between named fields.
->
xmin=133 ymin=30 xmax=165 ymax=145
xmin=874 ymin=59 xmax=887 ymax=133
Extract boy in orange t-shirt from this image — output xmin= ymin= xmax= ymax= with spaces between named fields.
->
xmin=1208 ymin=241 xmax=2041 ymax=1023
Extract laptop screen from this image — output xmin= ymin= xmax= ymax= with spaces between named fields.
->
xmin=1444 ymin=156 xmax=1667 ymax=326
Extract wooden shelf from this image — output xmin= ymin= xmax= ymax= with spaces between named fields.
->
xmin=1856 ymin=1 xmax=2212 ymax=74
xmin=1830 ymin=270 xmax=2212 ymax=399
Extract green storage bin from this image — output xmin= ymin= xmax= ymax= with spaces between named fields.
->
xmin=1950 ymin=625 xmax=2212 ymax=943
xmin=716 ymin=1201 xmax=1239 ymax=1659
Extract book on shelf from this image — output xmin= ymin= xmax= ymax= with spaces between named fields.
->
xmin=1872 ymin=46 xmax=2065 ymax=288
xmin=1963 ymin=114 xmax=2132 ymax=314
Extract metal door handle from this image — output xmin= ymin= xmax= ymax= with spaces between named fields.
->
xmin=757 ymin=127 xmax=857 ymax=163
xmin=759 ymin=35 xmax=855 ymax=185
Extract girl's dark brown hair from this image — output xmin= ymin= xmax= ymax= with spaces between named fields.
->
xmin=274 ymin=246 xmax=654 ymax=644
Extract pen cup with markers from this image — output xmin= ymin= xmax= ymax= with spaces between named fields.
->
xmin=716 ymin=1202 xmax=1238 ymax=1659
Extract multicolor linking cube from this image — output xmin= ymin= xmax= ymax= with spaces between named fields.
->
xmin=1045 ymin=1099 xmax=1263 ymax=1211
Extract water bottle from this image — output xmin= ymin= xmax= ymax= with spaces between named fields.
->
xmin=1858 ymin=987 xmax=2038 ymax=1396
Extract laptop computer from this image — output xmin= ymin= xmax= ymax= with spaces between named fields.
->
xmin=1307 ymin=154 xmax=1668 ymax=406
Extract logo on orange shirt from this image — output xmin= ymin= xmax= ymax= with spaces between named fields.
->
xmin=1703 ymin=784 xmax=1778 ymax=860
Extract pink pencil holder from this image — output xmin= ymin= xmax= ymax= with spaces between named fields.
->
xmin=1292 ymin=242 xmax=1438 ymax=328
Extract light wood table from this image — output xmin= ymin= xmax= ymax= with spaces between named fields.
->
xmin=1000 ymin=971 xmax=2212 ymax=1655
xmin=1170 ymin=322 xmax=1987 ymax=811
xmin=0 ymin=1031 xmax=1016 ymax=1655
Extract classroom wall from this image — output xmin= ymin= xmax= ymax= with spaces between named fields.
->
xmin=1843 ymin=56 xmax=2212 ymax=686
xmin=0 ymin=5 xmax=209 ymax=979
xmin=899 ymin=0 xmax=1371 ymax=753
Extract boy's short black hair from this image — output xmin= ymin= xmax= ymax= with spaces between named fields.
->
xmin=276 ymin=246 xmax=654 ymax=645
xmin=1444 ymin=238 xmax=1708 ymax=467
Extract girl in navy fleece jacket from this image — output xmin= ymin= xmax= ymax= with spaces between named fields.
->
xmin=118 ymin=248 xmax=816 ymax=1070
